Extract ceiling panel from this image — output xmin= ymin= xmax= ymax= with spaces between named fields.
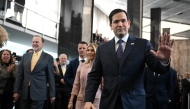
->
xmin=95 ymin=0 xmax=190 ymax=38
xmin=172 ymin=30 xmax=190 ymax=38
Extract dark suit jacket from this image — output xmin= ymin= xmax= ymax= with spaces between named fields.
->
xmin=14 ymin=51 xmax=55 ymax=101
xmin=55 ymin=65 xmax=70 ymax=91
xmin=85 ymin=35 xmax=169 ymax=109
xmin=181 ymin=78 xmax=190 ymax=109
xmin=144 ymin=67 xmax=173 ymax=103
xmin=64 ymin=58 xmax=79 ymax=89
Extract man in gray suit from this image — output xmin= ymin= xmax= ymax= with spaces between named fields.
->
xmin=13 ymin=35 xmax=55 ymax=109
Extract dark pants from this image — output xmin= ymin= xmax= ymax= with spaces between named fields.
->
xmin=54 ymin=89 xmax=70 ymax=109
xmin=20 ymin=87 xmax=45 ymax=109
xmin=146 ymin=96 xmax=168 ymax=109
xmin=0 ymin=91 xmax=13 ymax=109
xmin=113 ymin=96 xmax=124 ymax=109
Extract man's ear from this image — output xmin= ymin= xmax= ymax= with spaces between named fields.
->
xmin=127 ymin=20 xmax=131 ymax=28
xmin=109 ymin=23 xmax=112 ymax=30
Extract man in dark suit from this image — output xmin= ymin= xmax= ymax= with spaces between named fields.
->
xmin=64 ymin=41 xmax=88 ymax=90
xmin=167 ymin=68 xmax=178 ymax=109
xmin=144 ymin=67 xmax=174 ymax=109
xmin=64 ymin=41 xmax=87 ymax=109
xmin=13 ymin=35 xmax=55 ymax=109
xmin=84 ymin=9 xmax=174 ymax=109
xmin=54 ymin=54 xmax=70 ymax=109
xmin=181 ymin=71 xmax=190 ymax=109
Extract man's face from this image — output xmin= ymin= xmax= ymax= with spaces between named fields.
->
xmin=59 ymin=54 xmax=67 ymax=66
xmin=109 ymin=12 xmax=130 ymax=39
xmin=32 ymin=37 xmax=44 ymax=52
xmin=78 ymin=44 xmax=87 ymax=58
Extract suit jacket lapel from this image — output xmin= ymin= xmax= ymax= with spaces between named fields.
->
xmin=108 ymin=38 xmax=119 ymax=67
xmin=28 ymin=52 xmax=33 ymax=72
xmin=120 ymin=35 xmax=136 ymax=66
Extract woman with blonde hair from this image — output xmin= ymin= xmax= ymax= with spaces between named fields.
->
xmin=0 ymin=25 xmax=8 ymax=48
xmin=68 ymin=43 xmax=102 ymax=109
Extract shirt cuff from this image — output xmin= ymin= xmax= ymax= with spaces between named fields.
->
xmin=159 ymin=59 xmax=170 ymax=67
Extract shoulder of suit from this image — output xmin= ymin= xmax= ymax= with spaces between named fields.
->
xmin=69 ymin=58 xmax=78 ymax=63
xmin=43 ymin=51 xmax=53 ymax=58
xmin=24 ymin=52 xmax=33 ymax=56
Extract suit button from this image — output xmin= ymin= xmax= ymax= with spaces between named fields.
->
xmin=118 ymin=75 xmax=121 ymax=77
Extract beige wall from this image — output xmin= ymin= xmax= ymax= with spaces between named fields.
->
xmin=171 ymin=39 xmax=190 ymax=77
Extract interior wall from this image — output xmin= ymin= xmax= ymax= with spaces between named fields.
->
xmin=93 ymin=6 xmax=114 ymax=40
xmin=171 ymin=39 xmax=190 ymax=77
xmin=58 ymin=0 xmax=84 ymax=60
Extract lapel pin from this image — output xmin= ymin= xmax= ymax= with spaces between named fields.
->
xmin=131 ymin=43 xmax=134 ymax=45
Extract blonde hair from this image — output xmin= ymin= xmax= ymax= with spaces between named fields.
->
xmin=85 ymin=43 xmax=98 ymax=64
xmin=0 ymin=26 xmax=8 ymax=48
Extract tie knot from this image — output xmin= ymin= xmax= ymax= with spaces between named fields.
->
xmin=34 ymin=52 xmax=38 ymax=56
xmin=118 ymin=40 xmax=123 ymax=44
xmin=81 ymin=60 xmax=85 ymax=63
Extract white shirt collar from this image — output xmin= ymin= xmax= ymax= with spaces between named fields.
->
xmin=115 ymin=33 xmax=129 ymax=44
xmin=61 ymin=65 xmax=66 ymax=68
xmin=78 ymin=56 xmax=86 ymax=62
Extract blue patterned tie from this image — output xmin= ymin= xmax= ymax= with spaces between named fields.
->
xmin=117 ymin=40 xmax=123 ymax=65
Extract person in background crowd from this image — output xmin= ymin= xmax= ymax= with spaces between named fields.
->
xmin=103 ymin=37 xmax=109 ymax=43
xmin=0 ymin=0 xmax=11 ymax=19
xmin=144 ymin=67 xmax=173 ymax=109
xmin=54 ymin=54 xmax=70 ymax=109
xmin=13 ymin=35 xmax=55 ymax=109
xmin=167 ymin=67 xmax=178 ymax=109
xmin=0 ymin=25 xmax=8 ymax=48
xmin=172 ymin=74 xmax=183 ymax=109
xmin=181 ymin=72 xmax=190 ymax=109
xmin=64 ymin=41 xmax=88 ymax=109
xmin=26 ymin=49 xmax=33 ymax=53
xmin=14 ymin=0 xmax=25 ymax=23
xmin=0 ymin=49 xmax=16 ymax=109
xmin=177 ymin=75 xmax=183 ymax=108
xmin=55 ymin=58 xmax=60 ymax=65
xmin=84 ymin=8 xmax=174 ymax=109
xmin=68 ymin=43 xmax=102 ymax=109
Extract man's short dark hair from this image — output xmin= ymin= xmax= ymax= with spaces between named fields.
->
xmin=109 ymin=9 xmax=130 ymax=24
xmin=26 ymin=49 xmax=34 ymax=53
xmin=56 ymin=58 xmax=59 ymax=62
xmin=33 ymin=35 xmax=45 ymax=43
xmin=78 ymin=41 xmax=88 ymax=46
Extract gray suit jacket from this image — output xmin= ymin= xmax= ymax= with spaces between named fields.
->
xmin=14 ymin=51 xmax=55 ymax=100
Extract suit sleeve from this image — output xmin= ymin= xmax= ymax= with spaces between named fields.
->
xmin=57 ymin=65 xmax=64 ymax=82
xmin=85 ymin=46 xmax=103 ymax=102
xmin=64 ymin=63 xmax=73 ymax=89
xmin=14 ymin=54 xmax=25 ymax=93
xmin=181 ymin=79 xmax=190 ymax=87
xmin=143 ymin=67 xmax=147 ymax=89
xmin=47 ymin=55 xmax=55 ymax=97
xmin=166 ymin=70 xmax=173 ymax=100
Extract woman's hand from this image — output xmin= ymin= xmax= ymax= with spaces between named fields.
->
xmin=68 ymin=102 xmax=73 ymax=109
xmin=7 ymin=64 xmax=15 ymax=73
